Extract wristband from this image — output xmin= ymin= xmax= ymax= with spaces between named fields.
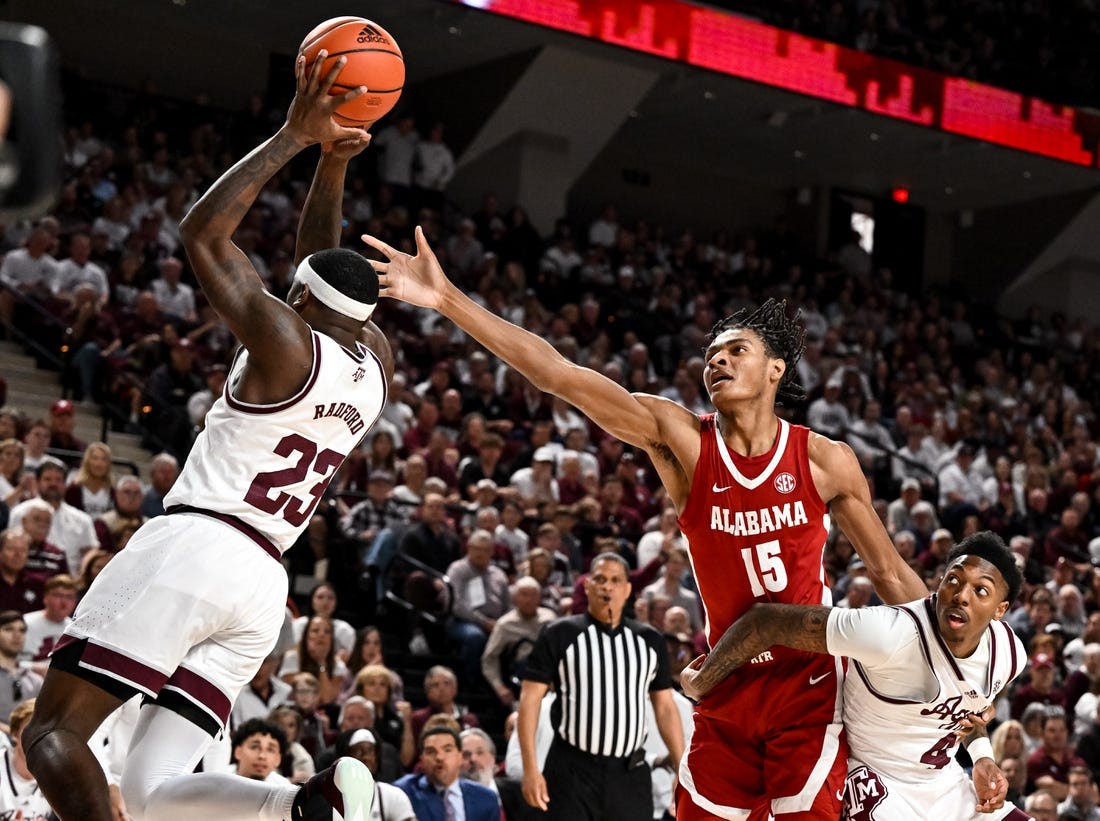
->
xmin=967 ymin=736 xmax=994 ymax=763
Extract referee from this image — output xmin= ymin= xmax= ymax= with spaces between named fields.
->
xmin=518 ymin=552 xmax=684 ymax=820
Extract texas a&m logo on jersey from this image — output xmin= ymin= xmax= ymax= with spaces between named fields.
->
xmin=774 ymin=472 xmax=796 ymax=493
xmin=844 ymin=765 xmax=887 ymax=821
xmin=353 ymin=367 xmax=366 ymax=383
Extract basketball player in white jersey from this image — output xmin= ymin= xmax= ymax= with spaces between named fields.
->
xmin=23 ymin=55 xmax=388 ymax=821
xmin=681 ymin=531 xmax=1032 ymax=820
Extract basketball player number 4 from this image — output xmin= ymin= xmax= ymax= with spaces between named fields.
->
xmin=244 ymin=433 xmax=344 ymax=526
xmin=740 ymin=539 xmax=788 ymax=597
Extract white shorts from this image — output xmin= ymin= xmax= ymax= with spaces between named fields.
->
xmin=844 ymin=762 xmax=1028 ymax=821
xmin=58 ymin=511 xmax=288 ymax=731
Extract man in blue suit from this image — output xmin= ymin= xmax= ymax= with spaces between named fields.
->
xmin=396 ymin=724 xmax=499 ymax=821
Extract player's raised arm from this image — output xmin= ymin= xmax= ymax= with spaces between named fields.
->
xmin=180 ymin=53 xmax=367 ymax=361
xmin=809 ymin=433 xmax=927 ymax=604
xmin=366 ymin=227 xmax=697 ymax=456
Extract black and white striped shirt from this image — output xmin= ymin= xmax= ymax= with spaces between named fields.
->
xmin=524 ymin=613 xmax=672 ymax=758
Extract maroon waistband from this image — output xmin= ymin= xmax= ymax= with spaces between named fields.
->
xmin=165 ymin=505 xmax=281 ymax=562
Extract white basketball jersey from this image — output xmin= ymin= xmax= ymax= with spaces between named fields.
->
xmin=836 ymin=597 xmax=1024 ymax=791
xmin=166 ymin=331 xmax=386 ymax=553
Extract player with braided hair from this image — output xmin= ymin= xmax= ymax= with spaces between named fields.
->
xmin=364 ymin=230 xmax=927 ymax=821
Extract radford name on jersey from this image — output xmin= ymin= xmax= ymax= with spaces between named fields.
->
xmin=679 ymin=417 xmax=830 ymax=656
xmin=165 ymin=331 xmax=386 ymax=554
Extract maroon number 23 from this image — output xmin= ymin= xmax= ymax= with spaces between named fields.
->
xmin=244 ymin=433 xmax=344 ymax=526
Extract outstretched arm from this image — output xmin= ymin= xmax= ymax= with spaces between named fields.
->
xmin=810 ymin=435 xmax=927 ymax=604
xmin=180 ymin=53 xmax=367 ymax=371
xmin=680 ymin=603 xmax=832 ymax=701
xmin=365 ymin=228 xmax=698 ymax=472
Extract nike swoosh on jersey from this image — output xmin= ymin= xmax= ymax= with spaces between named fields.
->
xmin=712 ymin=482 xmax=732 ymax=493
xmin=809 ymin=672 xmax=831 ymax=685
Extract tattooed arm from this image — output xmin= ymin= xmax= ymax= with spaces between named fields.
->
xmin=180 ymin=53 xmax=366 ymax=400
xmin=680 ymin=604 xmax=831 ymax=701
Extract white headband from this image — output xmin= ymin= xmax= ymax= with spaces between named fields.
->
xmin=294 ymin=254 xmax=376 ymax=322
xmin=348 ymin=729 xmax=376 ymax=747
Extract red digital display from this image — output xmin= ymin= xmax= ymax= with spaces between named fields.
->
xmin=455 ymin=0 xmax=1100 ymax=167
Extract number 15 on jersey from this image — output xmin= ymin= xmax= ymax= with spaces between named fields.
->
xmin=741 ymin=539 xmax=788 ymax=597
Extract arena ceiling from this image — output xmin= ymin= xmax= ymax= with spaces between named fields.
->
xmin=15 ymin=0 xmax=1100 ymax=214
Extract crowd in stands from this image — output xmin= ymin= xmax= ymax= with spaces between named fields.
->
xmin=3 ymin=57 xmax=1100 ymax=815
xmin=708 ymin=0 xmax=1100 ymax=107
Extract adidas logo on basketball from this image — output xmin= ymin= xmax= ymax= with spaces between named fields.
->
xmin=357 ymin=25 xmax=388 ymax=44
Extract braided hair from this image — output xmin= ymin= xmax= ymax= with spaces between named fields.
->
xmin=706 ymin=297 xmax=807 ymax=404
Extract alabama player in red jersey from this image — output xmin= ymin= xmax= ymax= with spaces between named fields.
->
xmin=366 ymin=231 xmax=927 ymax=821
xmin=23 ymin=56 xmax=386 ymax=821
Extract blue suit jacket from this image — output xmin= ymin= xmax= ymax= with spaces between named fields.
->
xmin=394 ymin=773 xmax=499 ymax=821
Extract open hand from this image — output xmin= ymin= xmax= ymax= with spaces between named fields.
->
xmin=362 ymin=225 xmax=449 ymax=310
xmin=285 ymin=51 xmax=370 ymax=147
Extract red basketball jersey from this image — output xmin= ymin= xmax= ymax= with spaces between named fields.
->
xmin=679 ymin=415 xmax=831 ymax=655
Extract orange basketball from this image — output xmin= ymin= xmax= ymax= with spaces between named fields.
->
xmin=299 ymin=16 xmax=404 ymax=128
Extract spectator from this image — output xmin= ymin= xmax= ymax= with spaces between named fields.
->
xmin=185 ymin=363 xmax=228 ymax=432
xmin=805 ymin=380 xmax=849 ymax=438
xmin=291 ymin=582 xmax=355 ymax=662
xmin=373 ymin=115 xmax=419 ymax=207
xmin=352 ymin=664 xmax=415 ymax=770
xmin=139 ymin=452 xmax=179 ymax=517
xmin=395 ymin=724 xmax=499 ymax=821
xmin=9 ymin=461 xmax=98 ymax=578
xmin=149 ymin=256 xmax=196 ymax=324
xmin=337 ymin=726 xmax=417 ymax=820
xmin=229 ymin=718 xmax=289 ymax=785
xmin=413 ymin=122 xmax=455 ymax=215
xmin=0 ymin=698 xmax=54 ymax=819
xmin=53 ymin=233 xmax=109 ymax=308
xmin=340 ymin=626 xmax=405 ymax=705
xmin=0 ymin=611 xmax=41 ymax=733
xmin=400 ymin=492 xmax=462 ymax=576
xmin=230 ymin=653 xmax=292 ymax=732
xmin=287 ymin=672 xmax=329 ymax=762
xmin=63 ymin=441 xmax=117 ymax=518
xmin=640 ymin=546 xmax=701 ymax=630
xmin=267 ymin=705 xmax=315 ymax=784
xmin=409 ymin=665 xmax=480 ymax=742
xmin=18 ymin=499 xmax=69 ymax=581
xmin=94 ymin=475 xmax=147 ymax=553
xmin=0 ymin=440 xmax=32 ymax=510
xmin=45 ymin=400 xmax=87 ymax=466
xmin=279 ymin=616 xmax=346 ymax=709
xmin=886 ymin=477 xmax=925 ymax=535
xmin=1027 ymin=709 xmax=1086 ymax=801
xmin=141 ymin=337 xmax=203 ymax=456
xmin=20 ymin=573 xmax=76 ymax=670
xmin=481 ymin=576 xmax=557 ymax=708
xmin=20 ymin=420 xmax=61 ymax=475
xmin=0 ymin=226 xmax=59 ymax=337
xmin=1057 ymin=765 xmax=1100 ymax=820
xmin=0 ymin=529 xmax=43 ymax=614
xmin=1013 ymin=652 xmax=1068 ymax=720
xmin=446 ymin=529 xmax=511 ymax=686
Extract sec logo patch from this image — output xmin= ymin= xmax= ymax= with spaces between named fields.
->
xmin=774 ymin=472 xmax=796 ymax=493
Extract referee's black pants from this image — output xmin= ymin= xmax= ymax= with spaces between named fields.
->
xmin=541 ymin=737 xmax=653 ymax=821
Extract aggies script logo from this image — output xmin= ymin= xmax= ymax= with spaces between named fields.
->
xmin=357 ymin=23 xmax=388 ymax=44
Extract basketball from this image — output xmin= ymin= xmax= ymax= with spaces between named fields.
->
xmin=299 ymin=16 xmax=404 ymax=128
